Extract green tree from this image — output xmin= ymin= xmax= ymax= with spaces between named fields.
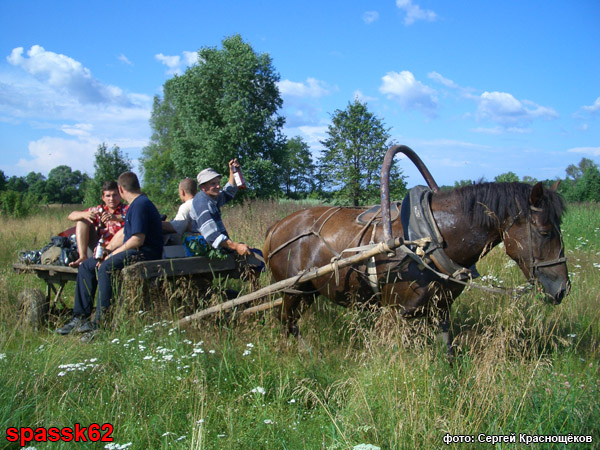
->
xmin=83 ymin=143 xmax=131 ymax=206
xmin=319 ymin=99 xmax=405 ymax=206
xmin=566 ymin=158 xmax=596 ymax=180
xmin=25 ymin=172 xmax=47 ymax=201
xmin=6 ymin=176 xmax=28 ymax=193
xmin=46 ymin=165 xmax=87 ymax=204
xmin=140 ymin=94 xmax=179 ymax=205
xmin=0 ymin=170 xmax=6 ymax=191
xmin=167 ymin=34 xmax=286 ymax=197
xmin=281 ymin=137 xmax=315 ymax=197
xmin=494 ymin=171 xmax=519 ymax=183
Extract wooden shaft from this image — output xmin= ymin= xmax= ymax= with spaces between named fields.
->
xmin=177 ymin=237 xmax=403 ymax=326
xmin=239 ymin=298 xmax=283 ymax=316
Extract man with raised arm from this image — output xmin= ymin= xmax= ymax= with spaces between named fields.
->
xmin=190 ymin=159 xmax=251 ymax=256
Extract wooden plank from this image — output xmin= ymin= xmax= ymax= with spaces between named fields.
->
xmin=177 ymin=237 xmax=404 ymax=325
xmin=122 ymin=253 xmax=263 ymax=280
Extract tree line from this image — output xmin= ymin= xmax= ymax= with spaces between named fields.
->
xmin=1 ymin=34 xmax=598 ymax=217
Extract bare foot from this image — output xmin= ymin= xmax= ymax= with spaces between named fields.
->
xmin=69 ymin=256 xmax=87 ymax=268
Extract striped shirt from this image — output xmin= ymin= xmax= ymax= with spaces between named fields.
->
xmin=189 ymin=183 xmax=237 ymax=249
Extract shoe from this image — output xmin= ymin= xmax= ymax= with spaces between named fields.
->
xmin=56 ymin=316 xmax=88 ymax=335
xmin=80 ymin=329 xmax=99 ymax=343
xmin=77 ymin=320 xmax=98 ymax=334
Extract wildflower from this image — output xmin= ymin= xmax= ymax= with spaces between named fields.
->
xmin=58 ymin=371 xmax=66 ymax=377
xmin=246 ymin=343 xmax=254 ymax=348
xmin=353 ymin=445 xmax=381 ymax=450
xmin=209 ymin=350 xmax=215 ymax=354
xmin=243 ymin=349 xmax=251 ymax=356
xmin=162 ymin=432 xmax=175 ymax=437
xmin=251 ymin=387 xmax=266 ymax=395
xmin=0 ymin=353 xmax=6 ymax=361
xmin=264 ymin=419 xmax=274 ymax=425
xmin=111 ymin=338 xmax=120 ymax=344
xmin=567 ymin=333 xmax=577 ymax=338
xmin=105 ymin=443 xmax=132 ymax=449
xmin=289 ymin=398 xmax=296 ymax=404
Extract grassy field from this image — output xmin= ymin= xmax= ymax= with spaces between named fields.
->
xmin=0 ymin=200 xmax=598 ymax=449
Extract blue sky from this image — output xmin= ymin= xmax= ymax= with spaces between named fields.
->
xmin=1 ymin=0 xmax=599 ymax=187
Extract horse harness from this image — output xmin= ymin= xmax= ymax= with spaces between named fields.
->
xmin=503 ymin=198 xmax=568 ymax=284
xmin=267 ymin=187 xmax=567 ymax=297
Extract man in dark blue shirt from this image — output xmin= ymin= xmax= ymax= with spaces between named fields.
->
xmin=57 ymin=171 xmax=163 ymax=339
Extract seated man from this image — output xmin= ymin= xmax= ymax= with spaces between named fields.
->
xmin=162 ymin=177 xmax=197 ymax=236
xmin=67 ymin=181 xmax=127 ymax=268
xmin=57 ymin=171 xmax=163 ymax=337
xmin=190 ymin=159 xmax=251 ymax=256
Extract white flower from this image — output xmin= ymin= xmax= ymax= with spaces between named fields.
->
xmin=57 ymin=371 xmax=66 ymax=377
xmin=0 ymin=353 xmax=6 ymax=360
xmin=353 ymin=445 xmax=381 ymax=450
xmin=264 ymin=419 xmax=274 ymax=425
xmin=251 ymin=387 xmax=266 ymax=395
xmin=243 ymin=350 xmax=251 ymax=356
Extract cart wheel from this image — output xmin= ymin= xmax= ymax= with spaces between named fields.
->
xmin=18 ymin=288 xmax=49 ymax=330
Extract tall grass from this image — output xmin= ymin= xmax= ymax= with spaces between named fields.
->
xmin=0 ymin=201 xmax=598 ymax=449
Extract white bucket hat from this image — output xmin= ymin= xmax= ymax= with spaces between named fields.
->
xmin=196 ymin=168 xmax=221 ymax=186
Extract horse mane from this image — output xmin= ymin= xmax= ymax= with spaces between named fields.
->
xmin=454 ymin=182 xmax=566 ymax=228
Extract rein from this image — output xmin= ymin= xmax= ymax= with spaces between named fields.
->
xmin=505 ymin=200 xmax=567 ymax=284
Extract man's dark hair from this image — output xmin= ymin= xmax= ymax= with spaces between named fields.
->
xmin=117 ymin=171 xmax=141 ymax=193
xmin=101 ymin=180 xmax=119 ymax=193
xmin=180 ymin=177 xmax=197 ymax=196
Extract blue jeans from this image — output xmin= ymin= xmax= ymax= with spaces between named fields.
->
xmin=73 ymin=250 xmax=143 ymax=322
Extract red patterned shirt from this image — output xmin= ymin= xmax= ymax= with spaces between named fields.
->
xmin=88 ymin=203 xmax=128 ymax=243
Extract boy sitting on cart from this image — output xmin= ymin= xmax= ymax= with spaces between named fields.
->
xmin=67 ymin=181 xmax=128 ymax=268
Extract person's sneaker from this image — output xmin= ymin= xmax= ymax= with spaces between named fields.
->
xmin=56 ymin=316 xmax=88 ymax=335
xmin=80 ymin=329 xmax=99 ymax=343
xmin=77 ymin=320 xmax=98 ymax=334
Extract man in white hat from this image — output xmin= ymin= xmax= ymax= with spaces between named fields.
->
xmin=190 ymin=159 xmax=251 ymax=256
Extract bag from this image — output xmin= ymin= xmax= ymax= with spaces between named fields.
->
xmin=183 ymin=235 xmax=209 ymax=257
xmin=21 ymin=235 xmax=78 ymax=266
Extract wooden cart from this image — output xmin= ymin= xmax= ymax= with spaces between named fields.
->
xmin=12 ymin=252 xmax=264 ymax=327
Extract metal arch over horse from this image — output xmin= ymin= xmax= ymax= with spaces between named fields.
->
xmin=263 ymin=145 xmax=570 ymax=354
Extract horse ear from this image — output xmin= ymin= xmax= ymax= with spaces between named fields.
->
xmin=530 ymin=182 xmax=544 ymax=208
xmin=550 ymin=180 xmax=561 ymax=191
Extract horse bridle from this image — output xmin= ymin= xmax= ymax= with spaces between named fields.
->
xmin=503 ymin=202 xmax=567 ymax=283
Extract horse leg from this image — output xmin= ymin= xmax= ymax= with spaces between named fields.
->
xmin=277 ymin=293 xmax=303 ymax=337
xmin=438 ymin=306 xmax=454 ymax=362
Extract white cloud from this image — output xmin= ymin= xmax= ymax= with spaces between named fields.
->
xmin=428 ymin=71 xmax=458 ymax=89
xmin=353 ymin=90 xmax=378 ymax=103
xmin=155 ymin=51 xmax=198 ymax=75
xmin=278 ymin=78 xmax=331 ymax=98
xmin=379 ymin=70 xmax=437 ymax=116
xmin=471 ymin=126 xmax=531 ymax=135
xmin=2 ymin=45 xmax=152 ymax=176
xmin=118 ymin=54 xmax=132 ymax=66
xmin=477 ymin=91 xmax=558 ymax=126
xmin=7 ymin=46 xmax=131 ymax=105
xmin=61 ymin=123 xmax=94 ymax=137
xmin=567 ymin=146 xmax=600 ymax=157
xmin=396 ymin=0 xmax=437 ymax=25
xmin=17 ymin=136 xmax=98 ymax=174
xmin=362 ymin=11 xmax=379 ymax=24
xmin=581 ymin=96 xmax=600 ymax=114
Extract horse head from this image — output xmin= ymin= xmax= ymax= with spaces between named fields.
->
xmin=501 ymin=182 xmax=570 ymax=304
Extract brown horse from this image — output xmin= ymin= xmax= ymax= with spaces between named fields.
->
xmin=263 ymin=176 xmax=570 ymax=354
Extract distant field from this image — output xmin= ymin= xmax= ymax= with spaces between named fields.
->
xmin=0 ymin=200 xmax=598 ymax=449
